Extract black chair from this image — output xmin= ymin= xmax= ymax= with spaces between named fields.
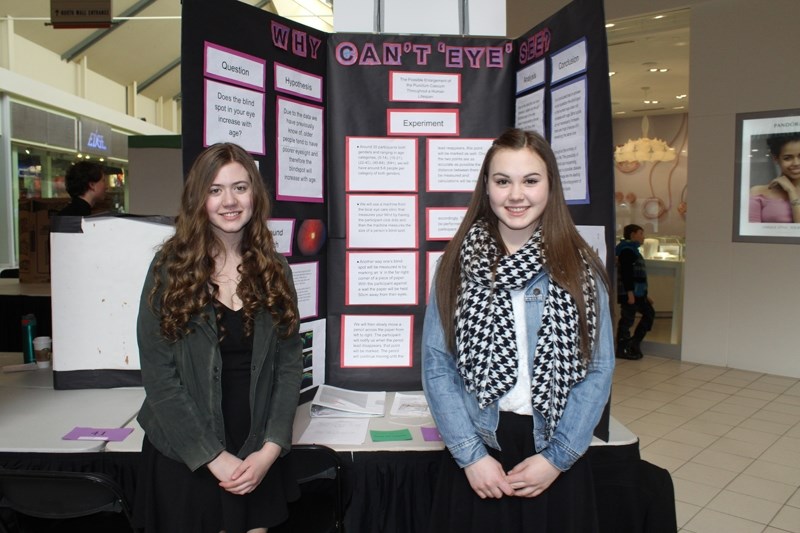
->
xmin=0 ymin=469 xmax=136 ymax=532
xmin=273 ymin=444 xmax=344 ymax=533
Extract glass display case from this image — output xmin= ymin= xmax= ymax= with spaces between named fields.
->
xmin=643 ymin=236 xmax=685 ymax=351
xmin=640 ymin=235 xmax=685 ymax=261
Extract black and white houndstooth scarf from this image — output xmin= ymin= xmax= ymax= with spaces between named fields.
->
xmin=455 ymin=220 xmax=597 ymax=440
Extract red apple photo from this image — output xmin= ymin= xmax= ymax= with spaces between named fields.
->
xmin=296 ymin=219 xmax=326 ymax=256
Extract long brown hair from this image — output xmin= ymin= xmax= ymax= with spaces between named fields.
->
xmin=435 ymin=128 xmax=609 ymax=358
xmin=150 ymin=143 xmax=299 ymax=341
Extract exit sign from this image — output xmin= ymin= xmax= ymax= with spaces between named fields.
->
xmin=50 ymin=0 xmax=112 ymax=29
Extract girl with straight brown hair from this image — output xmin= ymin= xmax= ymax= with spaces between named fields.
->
xmin=422 ymin=128 xmax=614 ymax=532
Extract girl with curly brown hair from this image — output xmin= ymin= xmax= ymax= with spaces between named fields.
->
xmin=134 ymin=143 xmax=302 ymax=533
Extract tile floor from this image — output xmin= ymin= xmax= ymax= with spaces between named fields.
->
xmin=612 ymin=354 xmax=800 ymax=533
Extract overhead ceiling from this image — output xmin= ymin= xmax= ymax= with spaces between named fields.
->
xmin=606 ymin=9 xmax=690 ymax=118
xmin=1 ymin=1 xmax=687 ymax=118
xmin=2 ymin=0 xmax=333 ymax=103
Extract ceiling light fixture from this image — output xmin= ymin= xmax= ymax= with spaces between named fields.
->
xmin=641 ymin=86 xmax=659 ymax=104
xmin=614 ymin=116 xmax=676 ymax=162
xmin=614 ymin=92 xmax=676 ymax=163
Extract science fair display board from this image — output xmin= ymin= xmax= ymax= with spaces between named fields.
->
xmin=181 ymin=0 xmax=613 ymax=393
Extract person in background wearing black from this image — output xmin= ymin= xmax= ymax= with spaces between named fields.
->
xmin=57 ymin=161 xmax=107 ymax=216
xmin=615 ymin=224 xmax=654 ymax=360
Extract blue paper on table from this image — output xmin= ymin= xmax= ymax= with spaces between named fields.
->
xmin=62 ymin=427 xmax=134 ymax=442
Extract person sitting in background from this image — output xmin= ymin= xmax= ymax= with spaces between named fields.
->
xmin=57 ymin=161 xmax=107 ymax=216
xmin=748 ymin=132 xmax=800 ymax=223
xmin=615 ymin=224 xmax=654 ymax=360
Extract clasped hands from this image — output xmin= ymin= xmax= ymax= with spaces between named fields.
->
xmin=206 ymin=441 xmax=281 ymax=495
xmin=464 ymin=454 xmax=560 ymax=499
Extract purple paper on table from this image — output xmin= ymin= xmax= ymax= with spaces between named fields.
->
xmin=421 ymin=426 xmax=442 ymax=442
xmin=62 ymin=427 xmax=134 ymax=442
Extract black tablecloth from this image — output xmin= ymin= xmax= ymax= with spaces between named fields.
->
xmin=0 ymin=443 xmax=676 ymax=533
xmin=342 ymin=451 xmax=443 ymax=533
xmin=588 ymin=444 xmax=678 ymax=533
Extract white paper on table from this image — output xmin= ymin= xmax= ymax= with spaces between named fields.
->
xmin=297 ymin=417 xmax=370 ymax=445
xmin=390 ymin=392 xmax=431 ymax=417
xmin=311 ymin=384 xmax=386 ymax=416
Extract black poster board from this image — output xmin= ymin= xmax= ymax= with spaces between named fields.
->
xmin=515 ymin=0 xmax=615 ymax=270
xmin=182 ymin=0 xmax=329 ymax=398
xmin=180 ymin=0 xmax=613 ymax=414
xmin=325 ymin=34 xmax=515 ymax=391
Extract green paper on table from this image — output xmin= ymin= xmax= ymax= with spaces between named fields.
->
xmin=370 ymin=428 xmax=413 ymax=442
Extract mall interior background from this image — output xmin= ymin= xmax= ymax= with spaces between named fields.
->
xmin=0 ymin=0 xmax=798 ymax=379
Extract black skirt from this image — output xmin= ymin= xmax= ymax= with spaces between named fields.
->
xmin=427 ymin=411 xmax=599 ymax=533
xmin=135 ymin=437 xmax=298 ymax=533
xmin=134 ymin=305 xmax=299 ymax=532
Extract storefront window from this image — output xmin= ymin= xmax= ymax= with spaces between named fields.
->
xmin=51 ymin=155 xmax=73 ymax=200
xmin=13 ymin=144 xmax=128 ymax=211
xmin=9 ymin=146 xmax=129 ymax=272
xmin=16 ymin=148 xmax=43 ymax=200
xmin=104 ymin=164 xmax=128 ymax=213
xmin=3 ymin=100 xmax=132 ymax=270
xmin=14 ymin=146 xmax=73 ymax=201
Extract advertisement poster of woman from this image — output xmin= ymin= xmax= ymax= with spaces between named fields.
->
xmin=734 ymin=109 xmax=800 ymax=243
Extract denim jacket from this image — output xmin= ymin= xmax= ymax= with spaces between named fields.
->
xmin=422 ymin=269 xmax=614 ymax=472
xmin=136 ymin=253 xmax=303 ymax=472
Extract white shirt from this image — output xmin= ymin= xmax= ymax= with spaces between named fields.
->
xmin=498 ymin=288 xmax=533 ymax=415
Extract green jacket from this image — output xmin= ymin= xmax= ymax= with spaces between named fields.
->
xmin=136 ymin=254 xmax=302 ymax=471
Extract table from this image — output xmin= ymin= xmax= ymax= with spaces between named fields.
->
xmin=0 ymin=387 xmax=144 ymax=453
xmin=291 ymin=392 xmax=445 ymax=452
xmin=0 ymin=352 xmax=144 ymax=454
xmin=0 ymin=280 xmax=51 ymax=297
xmin=105 ymin=418 xmax=143 ymax=453
xmin=0 ymin=351 xmax=146 ymax=520
xmin=287 ymin=392 xmax=649 ymax=533
xmin=110 ymin=391 xmax=448 ymax=455
xmin=289 ymin=390 xmax=634 ymax=454
xmin=0 ymin=353 xmax=54 ymax=389
xmin=0 ymin=375 xmax=674 ymax=533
